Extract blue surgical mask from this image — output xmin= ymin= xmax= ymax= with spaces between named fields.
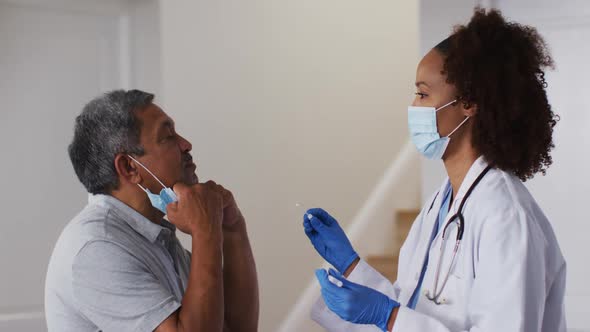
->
xmin=407 ymin=100 xmax=470 ymax=159
xmin=128 ymin=155 xmax=178 ymax=215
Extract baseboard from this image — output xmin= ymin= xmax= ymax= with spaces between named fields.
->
xmin=0 ymin=312 xmax=46 ymax=332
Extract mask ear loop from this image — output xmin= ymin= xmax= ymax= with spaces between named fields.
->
xmin=127 ymin=155 xmax=167 ymax=190
xmin=435 ymin=98 xmax=471 ymax=138
xmin=435 ymin=99 xmax=457 ymax=112
xmin=447 ymin=116 xmax=470 ymax=138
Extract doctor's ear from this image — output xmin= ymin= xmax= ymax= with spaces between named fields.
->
xmin=458 ymin=98 xmax=477 ymax=117
xmin=114 ymin=154 xmax=142 ymax=185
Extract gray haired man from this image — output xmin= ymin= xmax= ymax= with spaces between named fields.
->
xmin=45 ymin=90 xmax=259 ymax=331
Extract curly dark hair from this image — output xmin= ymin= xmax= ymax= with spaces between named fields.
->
xmin=435 ymin=8 xmax=558 ymax=181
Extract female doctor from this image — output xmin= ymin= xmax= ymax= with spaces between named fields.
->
xmin=303 ymin=8 xmax=566 ymax=332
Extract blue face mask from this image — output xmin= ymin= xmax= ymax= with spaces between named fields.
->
xmin=407 ymin=100 xmax=470 ymax=160
xmin=128 ymin=155 xmax=178 ymax=215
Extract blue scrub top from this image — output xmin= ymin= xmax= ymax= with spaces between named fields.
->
xmin=407 ymin=181 xmax=453 ymax=309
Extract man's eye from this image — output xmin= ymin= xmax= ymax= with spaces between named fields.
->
xmin=160 ymin=134 xmax=175 ymax=142
xmin=415 ymin=92 xmax=428 ymax=99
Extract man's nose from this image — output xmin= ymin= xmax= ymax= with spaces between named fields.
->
xmin=177 ymin=134 xmax=192 ymax=152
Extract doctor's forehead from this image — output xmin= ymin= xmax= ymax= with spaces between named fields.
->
xmin=415 ymin=49 xmax=447 ymax=89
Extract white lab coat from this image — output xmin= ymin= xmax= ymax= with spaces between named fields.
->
xmin=311 ymin=156 xmax=567 ymax=332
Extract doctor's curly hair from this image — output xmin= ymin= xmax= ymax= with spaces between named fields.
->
xmin=435 ymin=8 xmax=558 ymax=181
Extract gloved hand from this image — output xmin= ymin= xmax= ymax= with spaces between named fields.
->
xmin=315 ymin=268 xmax=400 ymax=332
xmin=303 ymin=208 xmax=359 ymax=273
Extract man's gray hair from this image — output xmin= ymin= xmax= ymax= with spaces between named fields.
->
xmin=68 ymin=89 xmax=154 ymax=194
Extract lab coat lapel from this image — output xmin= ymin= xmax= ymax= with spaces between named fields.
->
xmin=424 ymin=157 xmax=490 ymax=295
xmin=411 ymin=179 xmax=449 ymax=283
xmin=422 ymin=158 xmax=489 ymax=298
xmin=431 ymin=156 xmax=489 ymax=244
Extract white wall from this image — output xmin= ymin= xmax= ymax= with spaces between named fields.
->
xmin=420 ymin=0 xmax=590 ymax=330
xmin=0 ymin=0 xmax=160 ymax=330
xmin=159 ymin=1 xmax=420 ymax=330
xmin=127 ymin=0 xmax=162 ymax=95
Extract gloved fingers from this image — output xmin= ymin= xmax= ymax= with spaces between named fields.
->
xmin=328 ymin=268 xmax=353 ymax=288
xmin=303 ymin=221 xmax=314 ymax=235
xmin=306 ymin=208 xmax=335 ymax=226
xmin=309 ymin=215 xmax=327 ymax=231
xmin=315 ymin=268 xmax=330 ymax=287
xmin=315 ymin=269 xmax=342 ymax=294
xmin=320 ymin=287 xmax=341 ymax=310
xmin=303 ymin=216 xmax=314 ymax=234
xmin=303 ymin=211 xmax=313 ymax=223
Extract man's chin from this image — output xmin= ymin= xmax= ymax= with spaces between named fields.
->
xmin=184 ymin=172 xmax=199 ymax=185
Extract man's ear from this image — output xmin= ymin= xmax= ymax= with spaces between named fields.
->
xmin=114 ymin=154 xmax=142 ymax=185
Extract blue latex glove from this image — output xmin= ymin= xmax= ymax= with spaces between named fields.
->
xmin=303 ymin=208 xmax=359 ymax=273
xmin=315 ymin=268 xmax=400 ymax=332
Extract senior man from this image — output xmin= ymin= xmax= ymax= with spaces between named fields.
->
xmin=45 ymin=90 xmax=258 ymax=332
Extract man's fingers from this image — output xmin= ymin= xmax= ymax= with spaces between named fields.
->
xmin=166 ymin=201 xmax=178 ymax=214
xmin=172 ymin=182 xmax=190 ymax=199
xmin=199 ymin=181 xmax=234 ymax=208
xmin=201 ymin=180 xmax=219 ymax=191
xmin=220 ymin=189 xmax=234 ymax=208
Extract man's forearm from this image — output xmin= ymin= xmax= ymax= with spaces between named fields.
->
xmin=178 ymin=235 xmax=224 ymax=331
xmin=223 ymin=223 xmax=259 ymax=331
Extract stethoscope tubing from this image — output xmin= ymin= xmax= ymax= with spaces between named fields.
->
xmin=424 ymin=165 xmax=493 ymax=305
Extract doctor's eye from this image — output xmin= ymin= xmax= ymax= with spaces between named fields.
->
xmin=415 ymin=92 xmax=428 ymax=99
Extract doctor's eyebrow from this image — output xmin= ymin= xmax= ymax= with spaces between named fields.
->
xmin=415 ymin=81 xmax=430 ymax=88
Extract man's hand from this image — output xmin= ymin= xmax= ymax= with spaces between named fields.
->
xmin=218 ymin=187 xmax=245 ymax=232
xmin=166 ymin=181 xmax=224 ymax=238
xmin=156 ymin=180 xmax=227 ymax=332
xmin=215 ymin=186 xmax=259 ymax=331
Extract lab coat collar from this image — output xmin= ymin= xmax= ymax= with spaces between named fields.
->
xmin=452 ymin=155 xmax=490 ymax=210
xmin=431 ymin=155 xmax=489 ymax=218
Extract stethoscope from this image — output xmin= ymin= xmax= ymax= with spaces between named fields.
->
xmin=423 ymin=165 xmax=492 ymax=305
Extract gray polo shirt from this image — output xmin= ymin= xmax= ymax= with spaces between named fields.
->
xmin=45 ymin=194 xmax=191 ymax=332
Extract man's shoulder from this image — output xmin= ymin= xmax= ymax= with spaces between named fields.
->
xmin=70 ymin=201 xmax=148 ymax=246
xmin=49 ymin=203 xmax=142 ymax=271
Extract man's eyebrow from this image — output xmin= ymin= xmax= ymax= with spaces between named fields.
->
xmin=159 ymin=119 xmax=175 ymax=130
xmin=415 ymin=81 xmax=430 ymax=88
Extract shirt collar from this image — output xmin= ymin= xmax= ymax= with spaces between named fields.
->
xmin=88 ymin=194 xmax=176 ymax=243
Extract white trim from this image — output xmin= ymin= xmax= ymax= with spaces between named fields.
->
xmin=0 ymin=311 xmax=44 ymax=322
xmin=0 ymin=0 xmax=132 ymax=15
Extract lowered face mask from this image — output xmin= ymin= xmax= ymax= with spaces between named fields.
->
xmin=128 ymin=155 xmax=178 ymax=215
